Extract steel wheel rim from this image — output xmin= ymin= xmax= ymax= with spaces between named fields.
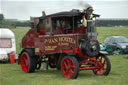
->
xmin=20 ymin=53 xmax=29 ymax=72
xmin=94 ymin=56 xmax=107 ymax=75
xmin=62 ymin=58 xmax=75 ymax=79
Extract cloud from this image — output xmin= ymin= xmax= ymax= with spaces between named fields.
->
xmin=1 ymin=0 xmax=128 ymax=20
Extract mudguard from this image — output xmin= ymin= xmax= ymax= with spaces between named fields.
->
xmin=99 ymin=51 xmax=108 ymax=55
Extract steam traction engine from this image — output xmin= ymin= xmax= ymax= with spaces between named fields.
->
xmin=19 ymin=7 xmax=111 ymax=79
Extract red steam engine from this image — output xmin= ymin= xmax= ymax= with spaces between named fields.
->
xmin=19 ymin=7 xmax=111 ymax=79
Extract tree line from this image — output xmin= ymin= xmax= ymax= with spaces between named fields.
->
xmin=0 ymin=14 xmax=31 ymax=28
xmin=96 ymin=19 xmax=128 ymax=27
xmin=0 ymin=14 xmax=128 ymax=28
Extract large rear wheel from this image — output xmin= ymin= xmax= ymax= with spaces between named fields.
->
xmin=61 ymin=56 xmax=79 ymax=79
xmin=93 ymin=54 xmax=111 ymax=75
xmin=20 ymin=52 xmax=36 ymax=73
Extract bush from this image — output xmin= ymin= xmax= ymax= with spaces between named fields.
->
xmin=0 ymin=20 xmax=31 ymax=29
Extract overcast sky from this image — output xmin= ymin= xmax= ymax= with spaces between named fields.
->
xmin=0 ymin=0 xmax=128 ymax=20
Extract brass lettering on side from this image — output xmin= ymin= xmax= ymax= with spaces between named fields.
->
xmin=45 ymin=46 xmax=57 ymax=51
xmin=45 ymin=37 xmax=76 ymax=51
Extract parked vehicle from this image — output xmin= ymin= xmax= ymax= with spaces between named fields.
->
xmin=104 ymin=36 xmax=128 ymax=54
xmin=18 ymin=7 xmax=111 ymax=79
xmin=0 ymin=28 xmax=17 ymax=63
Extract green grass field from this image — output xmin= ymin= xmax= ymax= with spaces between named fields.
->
xmin=0 ymin=27 xmax=128 ymax=85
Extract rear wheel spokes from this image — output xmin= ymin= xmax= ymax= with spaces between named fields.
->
xmin=63 ymin=60 xmax=68 ymax=67
xmin=62 ymin=57 xmax=77 ymax=79
xmin=62 ymin=60 xmax=70 ymax=78
xmin=62 ymin=60 xmax=68 ymax=78
xmin=24 ymin=55 xmax=29 ymax=69
xmin=66 ymin=59 xmax=74 ymax=78
xmin=20 ymin=51 xmax=36 ymax=73
xmin=69 ymin=68 xmax=74 ymax=77
xmin=68 ymin=60 xmax=75 ymax=78
xmin=20 ymin=53 xmax=30 ymax=72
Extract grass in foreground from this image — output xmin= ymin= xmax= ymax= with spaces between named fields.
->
xmin=0 ymin=54 xmax=128 ymax=85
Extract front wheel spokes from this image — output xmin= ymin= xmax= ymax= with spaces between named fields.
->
xmin=97 ymin=56 xmax=107 ymax=75
xmin=99 ymin=69 xmax=102 ymax=75
xmin=100 ymin=57 xmax=103 ymax=63
xmin=93 ymin=55 xmax=111 ymax=76
xmin=101 ymin=59 xmax=106 ymax=71
xmin=64 ymin=58 xmax=75 ymax=78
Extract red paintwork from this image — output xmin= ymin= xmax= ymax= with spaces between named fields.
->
xmin=74 ymin=48 xmax=96 ymax=60
xmin=74 ymin=48 xmax=102 ymax=71
xmin=21 ymin=14 xmax=107 ymax=76
xmin=62 ymin=57 xmax=75 ymax=79
xmin=22 ymin=29 xmax=40 ymax=48
xmin=43 ymin=35 xmax=77 ymax=54
xmin=22 ymin=25 xmax=86 ymax=55
xmin=79 ymin=59 xmax=97 ymax=71
xmin=78 ymin=55 xmax=107 ymax=74
xmin=84 ymin=56 xmax=96 ymax=61
xmin=62 ymin=49 xmax=73 ymax=53
xmin=19 ymin=8 xmax=111 ymax=79
xmin=40 ymin=29 xmax=45 ymax=35
xmin=20 ymin=52 xmax=29 ymax=72
xmin=80 ymin=67 xmax=97 ymax=70
xmin=56 ymin=27 xmax=85 ymax=34
xmin=56 ymin=27 xmax=64 ymax=34
xmin=74 ymin=48 xmax=83 ymax=57
xmin=9 ymin=53 xmax=15 ymax=64
xmin=73 ymin=27 xmax=86 ymax=34
xmin=93 ymin=56 xmax=107 ymax=75
xmin=21 ymin=27 xmax=105 ymax=74
xmin=39 ymin=37 xmax=44 ymax=54
xmin=62 ymin=48 xmax=99 ymax=71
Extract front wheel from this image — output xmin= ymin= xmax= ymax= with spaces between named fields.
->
xmin=61 ymin=56 xmax=79 ymax=79
xmin=20 ymin=52 xmax=36 ymax=73
xmin=93 ymin=54 xmax=111 ymax=75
